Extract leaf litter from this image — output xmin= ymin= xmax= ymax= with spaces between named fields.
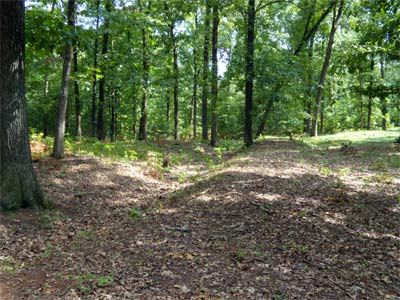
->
xmin=0 ymin=138 xmax=399 ymax=299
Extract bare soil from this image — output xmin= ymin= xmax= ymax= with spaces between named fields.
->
xmin=1 ymin=139 xmax=399 ymax=299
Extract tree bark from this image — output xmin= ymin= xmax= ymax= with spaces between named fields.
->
xmin=53 ymin=0 xmax=75 ymax=158
xmin=171 ymin=23 xmax=179 ymax=140
xmin=0 ymin=0 xmax=47 ymax=210
xmin=139 ymin=26 xmax=149 ymax=141
xmin=244 ymin=0 xmax=255 ymax=146
xmin=304 ymin=34 xmax=315 ymax=135
xmin=191 ymin=13 xmax=199 ymax=138
xmin=110 ymin=86 xmax=116 ymax=142
xmin=210 ymin=3 xmax=219 ymax=147
xmin=73 ymin=46 xmax=81 ymax=138
xmin=91 ymin=0 xmax=100 ymax=138
xmin=201 ymin=0 xmax=211 ymax=141
xmin=359 ymin=73 xmax=364 ymax=129
xmin=367 ymin=57 xmax=374 ymax=130
xmin=43 ymin=74 xmax=49 ymax=137
xmin=311 ymin=0 xmax=344 ymax=137
xmin=255 ymin=98 xmax=274 ymax=138
xmin=97 ymin=0 xmax=111 ymax=141
xmin=380 ymin=54 xmax=387 ymax=130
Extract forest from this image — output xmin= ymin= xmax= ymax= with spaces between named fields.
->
xmin=0 ymin=0 xmax=400 ymax=299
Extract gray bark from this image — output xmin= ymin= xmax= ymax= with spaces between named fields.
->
xmin=53 ymin=0 xmax=75 ymax=158
xmin=0 ymin=0 xmax=47 ymax=210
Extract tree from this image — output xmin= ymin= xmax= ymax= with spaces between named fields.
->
xmin=311 ymin=0 xmax=344 ymax=137
xmin=210 ymin=1 xmax=220 ymax=147
xmin=52 ymin=0 xmax=75 ymax=158
xmin=91 ymin=0 xmax=100 ymax=138
xmin=73 ymin=46 xmax=82 ymax=137
xmin=201 ymin=0 xmax=211 ymax=141
xmin=244 ymin=0 xmax=255 ymax=146
xmin=97 ymin=0 xmax=112 ymax=141
xmin=138 ymin=1 xmax=150 ymax=141
xmin=0 ymin=0 xmax=46 ymax=210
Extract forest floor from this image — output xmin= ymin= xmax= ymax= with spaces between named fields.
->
xmin=1 ymin=131 xmax=400 ymax=300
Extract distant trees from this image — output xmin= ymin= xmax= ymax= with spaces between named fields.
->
xmin=19 ymin=0 xmax=400 ymax=153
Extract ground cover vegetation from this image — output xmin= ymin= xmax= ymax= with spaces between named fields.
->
xmin=1 ymin=0 xmax=400 ymax=298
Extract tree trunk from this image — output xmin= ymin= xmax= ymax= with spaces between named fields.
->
xmin=191 ymin=13 xmax=199 ymax=138
xmin=110 ymin=86 xmax=116 ymax=142
xmin=304 ymin=34 xmax=314 ymax=135
xmin=380 ymin=54 xmax=387 ymax=130
xmin=244 ymin=0 xmax=255 ymax=146
xmin=91 ymin=0 xmax=100 ymax=138
xmin=139 ymin=27 xmax=149 ymax=141
xmin=73 ymin=47 xmax=81 ymax=138
xmin=201 ymin=0 xmax=211 ymax=141
xmin=97 ymin=0 xmax=111 ymax=141
xmin=255 ymin=98 xmax=274 ymax=138
xmin=310 ymin=0 xmax=344 ymax=137
xmin=132 ymin=89 xmax=138 ymax=139
xmin=53 ymin=0 xmax=75 ymax=158
xmin=320 ymin=98 xmax=324 ymax=134
xmin=210 ymin=3 xmax=219 ymax=147
xmin=367 ymin=57 xmax=374 ymax=130
xmin=43 ymin=74 xmax=49 ymax=137
xmin=171 ymin=23 xmax=179 ymax=140
xmin=0 ymin=0 xmax=46 ymax=210
xmin=359 ymin=73 xmax=364 ymax=129
xmin=166 ymin=86 xmax=171 ymax=125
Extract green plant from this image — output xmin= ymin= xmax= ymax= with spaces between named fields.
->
xmin=39 ymin=212 xmax=53 ymax=229
xmin=374 ymin=172 xmax=393 ymax=184
xmin=284 ymin=241 xmax=308 ymax=255
xmin=129 ymin=207 xmax=143 ymax=219
xmin=41 ymin=242 xmax=53 ymax=259
xmin=370 ymin=158 xmax=388 ymax=171
xmin=0 ymin=256 xmax=18 ymax=274
xmin=338 ymin=167 xmax=351 ymax=177
xmin=178 ymin=171 xmax=186 ymax=184
xmin=97 ymin=275 xmax=113 ymax=287
xmin=236 ymin=250 xmax=247 ymax=262
xmin=298 ymin=210 xmax=307 ymax=218
xmin=319 ymin=166 xmax=333 ymax=176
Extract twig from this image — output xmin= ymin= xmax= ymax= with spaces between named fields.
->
xmin=249 ymin=200 xmax=271 ymax=213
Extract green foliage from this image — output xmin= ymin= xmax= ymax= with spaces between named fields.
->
xmin=129 ymin=207 xmax=143 ymax=219
xmin=236 ymin=249 xmax=247 ymax=262
xmin=97 ymin=275 xmax=113 ymax=287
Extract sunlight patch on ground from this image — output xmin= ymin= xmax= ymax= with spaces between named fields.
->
xmin=322 ymin=213 xmax=345 ymax=225
xmin=360 ymin=231 xmax=400 ymax=242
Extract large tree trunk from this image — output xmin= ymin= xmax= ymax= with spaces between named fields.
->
xmin=244 ymin=0 xmax=255 ymax=146
xmin=210 ymin=3 xmax=219 ymax=147
xmin=91 ymin=0 xmax=100 ymax=137
xmin=53 ymin=0 xmax=75 ymax=158
xmin=310 ymin=0 xmax=343 ymax=137
xmin=139 ymin=27 xmax=149 ymax=141
xmin=97 ymin=0 xmax=111 ymax=141
xmin=73 ymin=46 xmax=81 ymax=138
xmin=0 ymin=0 xmax=46 ymax=210
xmin=201 ymin=0 xmax=211 ymax=141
